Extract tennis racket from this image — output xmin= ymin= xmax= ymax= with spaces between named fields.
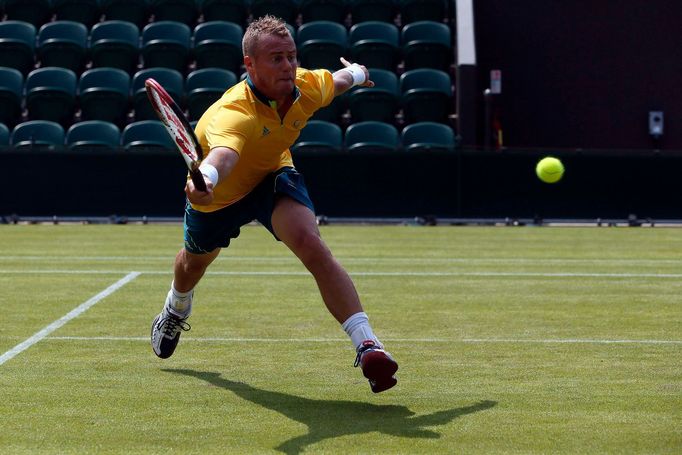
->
xmin=145 ymin=78 xmax=207 ymax=192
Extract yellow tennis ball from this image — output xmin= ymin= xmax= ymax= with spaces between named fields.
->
xmin=536 ymin=157 xmax=564 ymax=183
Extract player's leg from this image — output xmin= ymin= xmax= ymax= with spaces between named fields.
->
xmin=270 ymin=195 xmax=398 ymax=392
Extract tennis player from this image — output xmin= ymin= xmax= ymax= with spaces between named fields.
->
xmin=151 ymin=15 xmax=398 ymax=393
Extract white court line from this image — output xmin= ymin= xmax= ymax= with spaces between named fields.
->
xmin=42 ymin=336 xmax=682 ymax=345
xmin=0 ymin=272 xmax=140 ymax=366
xmin=3 ymin=270 xmax=682 ymax=279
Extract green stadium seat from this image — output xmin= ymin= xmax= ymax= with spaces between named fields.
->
xmin=344 ymin=121 xmax=399 ymax=152
xmin=11 ymin=120 xmax=65 ymax=150
xmin=193 ymin=21 xmax=243 ymax=73
xmin=250 ymin=0 xmax=299 ymax=24
xmin=66 ymin=121 xmax=122 ymax=151
xmin=100 ymin=0 xmax=151 ymax=28
xmin=198 ymin=0 xmax=248 ymax=25
xmin=400 ymin=68 xmax=452 ymax=123
xmin=0 ymin=21 xmax=36 ymax=75
xmin=25 ymin=67 xmax=77 ymax=125
xmin=297 ymin=21 xmax=348 ymax=71
xmin=299 ymin=0 xmax=348 ymax=23
xmin=186 ymin=68 xmax=237 ymax=121
xmin=0 ymin=123 xmax=9 ymax=146
xmin=90 ymin=21 xmax=140 ymax=73
xmin=401 ymin=121 xmax=455 ymax=152
xmin=349 ymin=21 xmax=399 ymax=71
xmin=348 ymin=68 xmax=399 ymax=123
xmin=52 ymin=0 xmax=101 ymax=27
xmin=398 ymin=0 xmax=447 ymax=24
xmin=2 ymin=0 xmax=51 ymax=28
xmin=78 ymin=68 xmax=130 ymax=125
xmin=132 ymin=68 xmax=184 ymax=121
xmin=349 ymin=0 xmax=396 ymax=24
xmin=141 ymin=21 xmax=191 ymax=72
xmin=310 ymin=92 xmax=347 ymax=123
xmin=0 ymin=68 xmax=24 ymax=127
xmin=291 ymin=120 xmax=343 ymax=153
xmin=121 ymin=120 xmax=175 ymax=151
xmin=401 ymin=20 xmax=451 ymax=70
xmin=37 ymin=21 xmax=89 ymax=73
xmin=149 ymin=0 xmax=199 ymax=26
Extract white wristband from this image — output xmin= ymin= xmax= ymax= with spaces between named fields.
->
xmin=342 ymin=63 xmax=366 ymax=86
xmin=199 ymin=163 xmax=219 ymax=186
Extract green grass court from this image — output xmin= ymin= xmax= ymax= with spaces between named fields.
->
xmin=1 ymin=224 xmax=680 ymax=454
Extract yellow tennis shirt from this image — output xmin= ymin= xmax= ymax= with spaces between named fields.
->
xmin=192 ymin=67 xmax=335 ymax=212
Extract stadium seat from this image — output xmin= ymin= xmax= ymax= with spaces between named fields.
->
xmin=25 ymin=67 xmax=77 ymax=125
xmin=132 ymin=68 xmax=184 ymax=121
xmin=401 ymin=20 xmax=451 ymax=70
xmin=310 ymin=92 xmax=347 ymax=123
xmin=2 ymin=0 xmax=51 ymax=28
xmin=100 ymin=0 xmax=151 ymax=28
xmin=148 ymin=0 xmax=199 ymax=26
xmin=78 ymin=68 xmax=130 ymax=124
xmin=344 ymin=121 xmax=399 ymax=152
xmin=348 ymin=68 xmax=399 ymax=123
xmin=398 ymin=0 xmax=447 ymax=24
xmin=0 ymin=21 xmax=37 ymax=75
xmin=37 ymin=21 xmax=89 ymax=73
xmin=89 ymin=21 xmax=140 ymax=74
xmin=141 ymin=21 xmax=191 ymax=72
xmin=198 ymin=0 xmax=248 ymax=25
xmin=66 ymin=121 xmax=121 ymax=151
xmin=0 ymin=123 xmax=9 ymax=146
xmin=186 ymin=68 xmax=237 ymax=121
xmin=250 ymin=0 xmax=299 ymax=24
xmin=193 ymin=21 xmax=243 ymax=73
xmin=52 ymin=0 xmax=101 ymax=27
xmin=401 ymin=121 xmax=455 ymax=152
xmin=121 ymin=120 xmax=175 ymax=151
xmin=349 ymin=21 xmax=399 ymax=71
xmin=297 ymin=21 xmax=348 ymax=71
xmin=299 ymin=0 xmax=348 ymax=23
xmin=291 ymin=120 xmax=343 ymax=153
xmin=349 ymin=0 xmax=396 ymax=24
xmin=10 ymin=120 xmax=65 ymax=150
xmin=400 ymin=68 xmax=452 ymax=123
xmin=0 ymin=68 xmax=24 ymax=127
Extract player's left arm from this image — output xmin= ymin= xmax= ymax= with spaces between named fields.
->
xmin=332 ymin=57 xmax=374 ymax=97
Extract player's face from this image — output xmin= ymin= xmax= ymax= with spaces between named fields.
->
xmin=247 ymin=33 xmax=297 ymax=103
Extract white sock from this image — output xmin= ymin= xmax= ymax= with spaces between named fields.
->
xmin=166 ymin=281 xmax=193 ymax=318
xmin=341 ymin=312 xmax=381 ymax=351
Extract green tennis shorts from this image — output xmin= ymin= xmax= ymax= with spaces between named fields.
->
xmin=183 ymin=167 xmax=315 ymax=254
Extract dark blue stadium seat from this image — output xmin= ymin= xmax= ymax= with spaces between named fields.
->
xmin=299 ymin=0 xmax=348 ymax=23
xmin=90 ymin=20 xmax=141 ymax=73
xmin=78 ymin=68 xmax=131 ymax=125
xmin=349 ymin=21 xmax=399 ymax=71
xmin=348 ymin=68 xmax=399 ymax=123
xmin=100 ymin=0 xmax=151 ymax=28
xmin=291 ymin=120 xmax=343 ymax=153
xmin=398 ymin=0 xmax=447 ymax=24
xmin=310 ymin=92 xmax=348 ymax=123
xmin=52 ymin=0 xmax=101 ymax=27
xmin=198 ymin=0 xmax=248 ymax=25
xmin=344 ymin=121 xmax=399 ymax=152
xmin=37 ymin=21 xmax=89 ymax=73
xmin=349 ymin=0 xmax=396 ymax=24
xmin=25 ymin=67 xmax=77 ymax=125
xmin=193 ymin=21 xmax=243 ymax=73
xmin=0 ymin=123 xmax=9 ymax=146
xmin=401 ymin=121 xmax=455 ymax=152
xmin=2 ymin=0 xmax=52 ymax=28
xmin=401 ymin=20 xmax=452 ymax=70
xmin=250 ymin=0 xmax=299 ymax=24
xmin=66 ymin=121 xmax=121 ymax=151
xmin=132 ymin=68 xmax=184 ymax=121
xmin=11 ymin=120 xmax=65 ymax=150
xmin=0 ymin=68 xmax=24 ymax=127
xmin=297 ymin=21 xmax=348 ymax=71
xmin=149 ymin=0 xmax=199 ymax=26
xmin=186 ymin=68 xmax=237 ymax=121
xmin=141 ymin=21 xmax=191 ymax=72
xmin=121 ymin=120 xmax=175 ymax=151
xmin=0 ymin=21 xmax=37 ymax=75
xmin=400 ymin=68 xmax=452 ymax=123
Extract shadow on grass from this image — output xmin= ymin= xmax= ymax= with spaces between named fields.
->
xmin=163 ymin=368 xmax=496 ymax=454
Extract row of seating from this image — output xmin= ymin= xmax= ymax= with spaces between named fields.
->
xmin=0 ymin=19 xmax=451 ymax=75
xmin=0 ymin=66 xmax=453 ymax=127
xmin=1 ymin=0 xmax=450 ymax=29
xmin=0 ymin=120 xmax=457 ymax=153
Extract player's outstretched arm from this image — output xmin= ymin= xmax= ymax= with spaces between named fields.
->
xmin=186 ymin=147 xmax=239 ymax=205
xmin=332 ymin=57 xmax=374 ymax=97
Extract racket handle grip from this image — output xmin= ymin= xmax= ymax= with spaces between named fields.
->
xmin=190 ymin=169 xmax=208 ymax=192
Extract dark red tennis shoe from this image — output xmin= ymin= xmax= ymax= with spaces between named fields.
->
xmin=354 ymin=340 xmax=399 ymax=393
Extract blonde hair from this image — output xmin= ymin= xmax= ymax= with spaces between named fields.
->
xmin=242 ymin=15 xmax=292 ymax=57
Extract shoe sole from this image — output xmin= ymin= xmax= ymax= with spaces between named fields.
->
xmin=361 ymin=351 xmax=399 ymax=393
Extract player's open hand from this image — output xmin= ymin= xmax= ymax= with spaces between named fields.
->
xmin=340 ymin=57 xmax=375 ymax=87
xmin=185 ymin=180 xmax=214 ymax=205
